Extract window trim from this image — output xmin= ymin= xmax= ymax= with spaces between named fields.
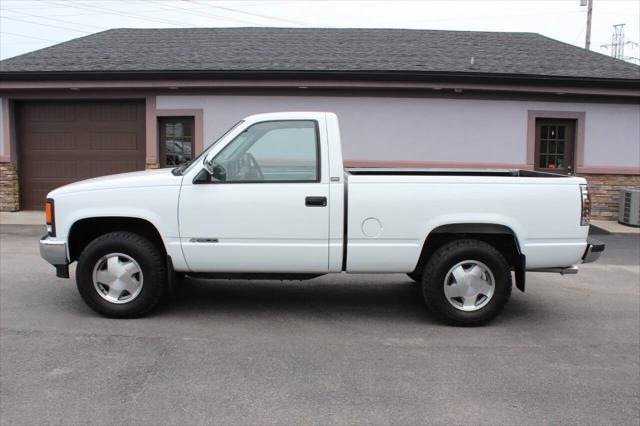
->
xmin=158 ymin=116 xmax=196 ymax=168
xmin=152 ymin=107 xmax=204 ymax=166
xmin=197 ymin=119 xmax=322 ymax=185
xmin=527 ymin=110 xmax=585 ymax=172
xmin=534 ymin=118 xmax=576 ymax=173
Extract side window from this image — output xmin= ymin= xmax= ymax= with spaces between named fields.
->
xmin=211 ymin=120 xmax=319 ymax=182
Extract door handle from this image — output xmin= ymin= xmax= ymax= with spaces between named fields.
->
xmin=305 ymin=196 xmax=327 ymax=207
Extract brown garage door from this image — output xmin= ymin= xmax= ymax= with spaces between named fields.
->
xmin=17 ymin=100 xmax=146 ymax=210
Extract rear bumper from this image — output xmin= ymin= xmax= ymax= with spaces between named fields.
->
xmin=39 ymin=235 xmax=69 ymax=266
xmin=582 ymin=238 xmax=605 ymax=264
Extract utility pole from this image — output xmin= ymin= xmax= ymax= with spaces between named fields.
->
xmin=602 ymin=24 xmax=627 ymax=59
xmin=584 ymin=0 xmax=594 ymax=50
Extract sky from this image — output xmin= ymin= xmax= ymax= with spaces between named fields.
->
xmin=0 ymin=0 xmax=639 ymax=62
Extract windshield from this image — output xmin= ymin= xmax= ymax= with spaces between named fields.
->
xmin=172 ymin=120 xmax=244 ymax=176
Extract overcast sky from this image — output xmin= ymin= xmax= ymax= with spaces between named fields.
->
xmin=1 ymin=0 xmax=638 ymax=62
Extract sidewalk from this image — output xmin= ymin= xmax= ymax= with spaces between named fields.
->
xmin=591 ymin=220 xmax=640 ymax=235
xmin=0 ymin=211 xmax=45 ymax=225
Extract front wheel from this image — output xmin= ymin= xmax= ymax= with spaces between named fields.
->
xmin=76 ymin=231 xmax=167 ymax=318
xmin=421 ymin=239 xmax=512 ymax=326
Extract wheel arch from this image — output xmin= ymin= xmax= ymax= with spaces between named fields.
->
xmin=413 ymin=223 xmax=526 ymax=292
xmin=68 ymin=216 xmax=167 ymax=263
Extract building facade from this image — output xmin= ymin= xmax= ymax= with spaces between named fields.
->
xmin=1 ymin=28 xmax=639 ymax=217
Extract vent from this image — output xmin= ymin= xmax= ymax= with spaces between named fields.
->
xmin=619 ymin=188 xmax=640 ymax=226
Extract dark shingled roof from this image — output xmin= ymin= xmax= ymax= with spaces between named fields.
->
xmin=1 ymin=27 xmax=638 ymax=81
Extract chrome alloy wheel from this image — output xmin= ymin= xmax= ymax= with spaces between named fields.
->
xmin=92 ymin=253 xmax=143 ymax=304
xmin=443 ymin=260 xmax=495 ymax=312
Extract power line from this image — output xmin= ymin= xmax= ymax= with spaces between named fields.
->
xmin=0 ymin=0 xmax=130 ymax=11
xmin=1 ymin=16 xmax=92 ymax=33
xmin=139 ymin=1 xmax=266 ymax=26
xmin=48 ymin=0 xmax=200 ymax=27
xmin=183 ymin=0 xmax=316 ymax=26
xmin=1 ymin=31 xmax=62 ymax=43
xmin=1 ymin=7 xmax=108 ymax=30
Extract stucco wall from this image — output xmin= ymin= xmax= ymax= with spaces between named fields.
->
xmin=157 ymin=94 xmax=640 ymax=169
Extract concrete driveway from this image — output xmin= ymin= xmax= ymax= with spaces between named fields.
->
xmin=1 ymin=225 xmax=638 ymax=425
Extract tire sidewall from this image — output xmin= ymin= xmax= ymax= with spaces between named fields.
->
xmin=76 ymin=233 xmax=165 ymax=317
xmin=422 ymin=242 xmax=511 ymax=325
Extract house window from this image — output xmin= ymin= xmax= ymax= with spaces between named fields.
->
xmin=535 ymin=119 xmax=576 ymax=175
xmin=159 ymin=117 xmax=195 ymax=167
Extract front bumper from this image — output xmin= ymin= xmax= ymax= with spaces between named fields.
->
xmin=582 ymin=238 xmax=605 ymax=263
xmin=39 ymin=235 xmax=69 ymax=266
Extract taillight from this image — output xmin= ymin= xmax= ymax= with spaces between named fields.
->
xmin=45 ymin=198 xmax=56 ymax=236
xmin=580 ymin=184 xmax=591 ymax=226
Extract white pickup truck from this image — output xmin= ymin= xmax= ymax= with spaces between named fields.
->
xmin=40 ymin=112 xmax=604 ymax=325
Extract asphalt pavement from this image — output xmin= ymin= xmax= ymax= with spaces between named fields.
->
xmin=1 ymin=225 xmax=638 ymax=425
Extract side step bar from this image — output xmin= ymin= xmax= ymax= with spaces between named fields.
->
xmin=528 ymin=266 xmax=579 ymax=275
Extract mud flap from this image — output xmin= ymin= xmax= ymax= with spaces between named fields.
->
xmin=515 ymin=253 xmax=526 ymax=292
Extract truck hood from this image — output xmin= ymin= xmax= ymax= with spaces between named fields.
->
xmin=48 ymin=168 xmax=182 ymax=197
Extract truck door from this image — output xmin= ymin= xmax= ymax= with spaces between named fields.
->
xmin=178 ymin=119 xmax=330 ymax=273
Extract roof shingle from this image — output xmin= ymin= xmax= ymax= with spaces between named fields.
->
xmin=1 ymin=27 xmax=638 ymax=81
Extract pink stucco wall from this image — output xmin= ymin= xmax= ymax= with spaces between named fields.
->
xmin=156 ymin=94 xmax=640 ymax=172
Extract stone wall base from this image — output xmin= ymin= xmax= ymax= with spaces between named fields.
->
xmin=145 ymin=163 xmax=160 ymax=170
xmin=580 ymin=173 xmax=640 ymax=221
xmin=0 ymin=162 xmax=19 ymax=212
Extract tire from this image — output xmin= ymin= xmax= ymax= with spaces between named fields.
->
xmin=76 ymin=231 xmax=167 ymax=318
xmin=407 ymin=271 xmax=422 ymax=283
xmin=421 ymin=239 xmax=512 ymax=326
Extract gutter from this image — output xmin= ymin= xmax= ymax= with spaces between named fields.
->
xmin=0 ymin=70 xmax=639 ymax=89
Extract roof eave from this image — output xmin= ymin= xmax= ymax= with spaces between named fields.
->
xmin=0 ymin=69 xmax=638 ymax=88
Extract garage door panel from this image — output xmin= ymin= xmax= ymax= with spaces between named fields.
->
xmin=91 ymin=160 xmax=140 ymax=176
xmin=22 ymin=188 xmax=49 ymax=211
xmin=24 ymin=132 xmax=76 ymax=151
xmin=17 ymin=101 xmax=145 ymax=210
xmin=90 ymin=102 xmax=141 ymax=122
xmin=21 ymin=104 xmax=76 ymax=123
xmin=90 ymin=132 xmax=139 ymax=150
xmin=27 ymin=160 xmax=78 ymax=179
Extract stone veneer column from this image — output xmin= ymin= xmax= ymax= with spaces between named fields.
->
xmin=580 ymin=174 xmax=640 ymax=220
xmin=0 ymin=162 xmax=19 ymax=211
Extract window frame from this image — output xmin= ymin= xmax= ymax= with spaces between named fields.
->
xmin=158 ymin=116 xmax=196 ymax=168
xmin=205 ymin=119 xmax=322 ymax=184
xmin=526 ymin=110 xmax=585 ymax=173
xmin=533 ymin=118 xmax=576 ymax=175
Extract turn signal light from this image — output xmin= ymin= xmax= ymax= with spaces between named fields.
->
xmin=580 ymin=184 xmax=591 ymax=226
xmin=45 ymin=199 xmax=56 ymax=236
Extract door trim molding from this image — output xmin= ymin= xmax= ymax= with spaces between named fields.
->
xmin=527 ymin=110 xmax=585 ymax=172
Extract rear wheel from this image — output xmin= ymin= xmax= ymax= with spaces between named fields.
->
xmin=421 ymin=239 xmax=512 ymax=326
xmin=76 ymin=231 xmax=166 ymax=318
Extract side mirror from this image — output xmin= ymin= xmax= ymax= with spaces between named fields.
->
xmin=203 ymin=153 xmax=215 ymax=175
xmin=200 ymin=154 xmax=227 ymax=182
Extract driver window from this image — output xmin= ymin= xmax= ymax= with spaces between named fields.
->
xmin=211 ymin=120 xmax=319 ymax=182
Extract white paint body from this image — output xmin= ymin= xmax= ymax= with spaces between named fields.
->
xmin=48 ymin=112 xmax=589 ymax=274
